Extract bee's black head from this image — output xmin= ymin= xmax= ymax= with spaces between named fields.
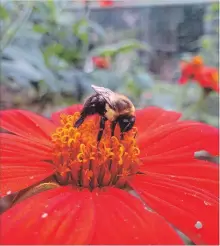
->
xmin=117 ymin=115 xmax=136 ymax=133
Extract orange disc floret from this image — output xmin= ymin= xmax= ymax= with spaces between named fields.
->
xmin=51 ymin=112 xmax=140 ymax=189
xmin=191 ymin=55 xmax=204 ymax=66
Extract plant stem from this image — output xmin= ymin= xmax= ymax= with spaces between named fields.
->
xmin=181 ymin=87 xmax=206 ymax=120
xmin=176 ymin=83 xmax=189 ymax=111
xmin=0 ymin=1 xmax=34 ymax=52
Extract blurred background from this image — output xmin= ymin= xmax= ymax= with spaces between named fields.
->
xmin=0 ymin=0 xmax=219 ymax=127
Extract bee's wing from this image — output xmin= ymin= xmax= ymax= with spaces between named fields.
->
xmin=91 ymin=85 xmax=117 ymax=109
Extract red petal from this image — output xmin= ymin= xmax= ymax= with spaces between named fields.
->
xmin=138 ymin=121 xmax=219 ymax=161
xmin=91 ymin=188 xmax=183 ymax=244
xmin=1 ymin=187 xmax=95 ymax=244
xmin=135 ymin=107 xmax=181 ymax=134
xmin=1 ymin=133 xmax=52 ymax=160
xmin=0 ymin=133 xmax=55 ymax=196
xmin=130 ymin=175 xmax=219 ymax=245
xmin=1 ymin=187 xmax=183 ymax=244
xmin=139 ymin=160 xmax=218 ymax=196
xmin=178 ymin=75 xmax=188 ymax=84
xmin=51 ymin=104 xmax=83 ymax=125
xmin=0 ymin=110 xmax=55 ymax=145
xmin=1 ymin=161 xmax=55 ymax=197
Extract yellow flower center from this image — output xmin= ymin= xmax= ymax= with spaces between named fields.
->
xmin=51 ymin=112 xmax=140 ymax=190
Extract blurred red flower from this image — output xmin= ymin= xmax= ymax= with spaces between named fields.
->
xmin=179 ymin=56 xmax=219 ymax=92
xmin=92 ymin=56 xmax=110 ymax=69
xmin=0 ymin=105 xmax=219 ymax=244
xmin=81 ymin=0 xmax=113 ymax=7
xmin=99 ymin=0 xmax=113 ymax=7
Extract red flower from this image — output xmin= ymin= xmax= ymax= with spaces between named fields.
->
xmin=99 ymin=0 xmax=113 ymax=7
xmin=81 ymin=0 xmax=113 ymax=7
xmin=92 ymin=56 xmax=110 ymax=69
xmin=179 ymin=56 xmax=219 ymax=92
xmin=0 ymin=106 xmax=219 ymax=244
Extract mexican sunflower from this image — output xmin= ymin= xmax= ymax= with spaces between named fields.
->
xmin=81 ymin=0 xmax=113 ymax=7
xmin=179 ymin=55 xmax=219 ymax=93
xmin=92 ymin=56 xmax=111 ymax=69
xmin=0 ymin=105 xmax=219 ymax=244
xmin=99 ymin=0 xmax=113 ymax=7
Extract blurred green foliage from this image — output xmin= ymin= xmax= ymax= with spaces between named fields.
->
xmin=0 ymin=0 xmax=219 ymax=128
xmin=200 ymin=2 xmax=219 ymax=67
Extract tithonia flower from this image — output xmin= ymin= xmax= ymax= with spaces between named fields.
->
xmin=179 ymin=55 xmax=219 ymax=93
xmin=0 ymin=105 xmax=219 ymax=244
xmin=92 ymin=56 xmax=110 ymax=69
xmin=81 ymin=0 xmax=113 ymax=8
xmin=99 ymin=0 xmax=113 ymax=7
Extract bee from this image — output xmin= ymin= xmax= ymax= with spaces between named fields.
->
xmin=74 ymin=85 xmax=136 ymax=142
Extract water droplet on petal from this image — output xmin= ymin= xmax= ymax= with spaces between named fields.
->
xmin=41 ymin=213 xmax=48 ymax=218
xmin=30 ymin=176 xmax=34 ymax=180
xmin=195 ymin=221 xmax=203 ymax=229
xmin=204 ymin=201 xmax=211 ymax=206
xmin=144 ymin=205 xmax=153 ymax=212
xmin=6 ymin=191 xmax=12 ymax=195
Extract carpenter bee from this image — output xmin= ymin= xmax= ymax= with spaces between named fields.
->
xmin=74 ymin=85 xmax=136 ymax=142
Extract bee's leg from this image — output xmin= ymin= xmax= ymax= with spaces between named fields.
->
xmin=110 ymin=120 xmax=117 ymax=137
xmin=74 ymin=115 xmax=85 ymax=128
xmin=97 ymin=116 xmax=107 ymax=143
xmin=120 ymin=123 xmax=130 ymax=140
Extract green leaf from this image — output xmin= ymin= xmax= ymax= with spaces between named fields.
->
xmin=32 ymin=24 xmax=48 ymax=34
xmin=89 ymin=39 xmax=151 ymax=57
xmin=72 ymin=18 xmax=89 ymax=44
xmin=0 ymin=5 xmax=9 ymax=20
xmin=46 ymin=0 xmax=56 ymax=20
xmin=43 ymin=43 xmax=64 ymax=67
xmin=127 ymin=79 xmax=142 ymax=97
xmin=201 ymin=39 xmax=211 ymax=49
xmin=211 ymin=3 xmax=219 ymax=12
xmin=72 ymin=18 xmax=86 ymax=34
xmin=45 ymin=43 xmax=64 ymax=54
xmin=117 ymin=40 xmax=150 ymax=53
xmin=204 ymin=14 xmax=213 ymax=22
xmin=60 ymin=48 xmax=82 ymax=64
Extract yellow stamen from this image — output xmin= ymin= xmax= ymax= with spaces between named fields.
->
xmin=51 ymin=112 xmax=140 ymax=189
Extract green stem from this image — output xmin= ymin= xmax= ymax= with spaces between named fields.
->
xmin=181 ymin=88 xmax=206 ymax=120
xmin=81 ymin=0 xmax=91 ymax=62
xmin=176 ymin=83 xmax=189 ymax=111
xmin=0 ymin=1 xmax=34 ymax=52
